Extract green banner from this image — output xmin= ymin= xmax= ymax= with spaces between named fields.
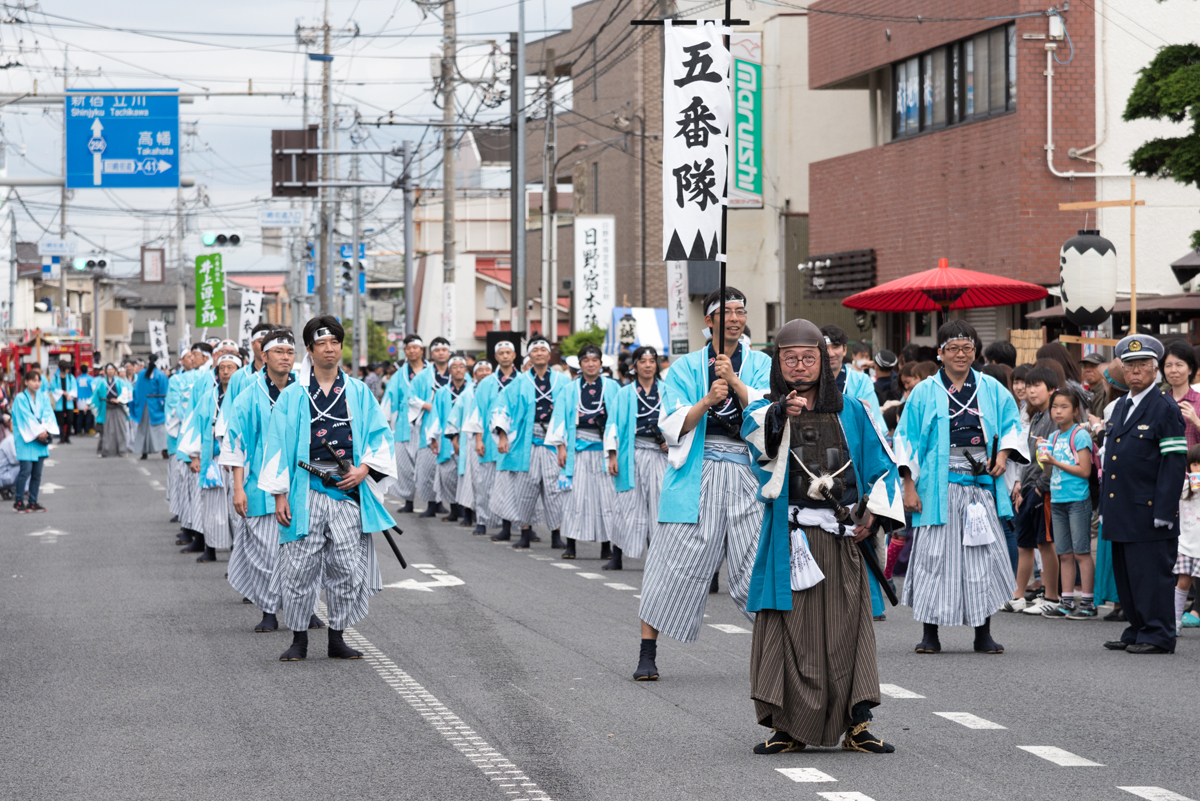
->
xmin=732 ymin=56 xmax=762 ymax=206
xmin=194 ymin=253 xmax=225 ymax=329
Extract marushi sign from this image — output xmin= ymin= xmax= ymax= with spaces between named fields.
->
xmin=730 ymin=33 xmax=762 ymax=209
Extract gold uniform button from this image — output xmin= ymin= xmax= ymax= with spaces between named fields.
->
xmin=1149 ymin=500 xmax=1153 ymax=506
xmin=1117 ymin=437 xmax=1121 ymax=442
xmin=1112 ymin=456 xmax=1117 ymax=461
xmin=1109 ymin=493 xmax=1114 ymax=498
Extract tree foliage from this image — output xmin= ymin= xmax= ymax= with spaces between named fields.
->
xmin=558 ymin=325 xmax=607 ymax=356
xmin=1124 ymin=43 xmax=1200 ymax=248
xmin=340 ymin=317 xmax=392 ymax=365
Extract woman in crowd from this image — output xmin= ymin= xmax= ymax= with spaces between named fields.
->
xmin=1162 ymin=340 xmax=1200 ymax=448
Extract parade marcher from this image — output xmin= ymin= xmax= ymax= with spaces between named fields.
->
xmin=872 ymin=350 xmax=902 ymax=406
xmin=229 ymin=322 xmax=276 ymax=401
xmin=259 ymin=316 xmax=398 ymax=661
xmin=490 ymin=335 xmax=570 ymax=547
xmin=1100 ymin=334 xmax=1187 ymax=654
xmin=93 ymin=363 xmax=133 ymax=458
xmin=740 ymin=318 xmax=904 ymax=755
xmin=165 ymin=352 xmax=192 ymax=526
xmin=893 ymin=320 xmax=1027 ymax=654
xmin=48 ymin=359 xmax=77 ymax=444
xmin=411 ymin=336 xmax=453 ymax=517
xmin=453 ymin=360 xmax=492 ymax=529
xmin=547 ymin=344 xmax=621 ymax=558
xmin=427 ymin=353 xmax=473 ymax=523
xmin=822 ymin=326 xmax=885 ymax=430
xmin=173 ymin=344 xmax=212 ymax=545
xmin=0 ymin=414 xmax=18 ymax=500
xmin=177 ymin=352 xmax=242 ymax=563
xmin=606 ymin=345 xmax=669 ymax=569
xmin=75 ymin=367 xmax=94 ymax=436
xmin=634 ymin=287 xmax=771 ymax=681
xmin=381 ymin=334 xmax=428 ymax=514
xmin=466 ymin=340 xmax=519 ymax=537
xmin=13 ymin=368 xmax=57 ymax=512
xmin=130 ymin=354 xmax=170 ymax=460
xmin=221 ymin=328 xmax=300 ymax=633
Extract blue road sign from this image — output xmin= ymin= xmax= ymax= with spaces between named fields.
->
xmin=339 ymin=243 xmax=366 ymax=259
xmin=65 ymin=89 xmax=179 ymax=189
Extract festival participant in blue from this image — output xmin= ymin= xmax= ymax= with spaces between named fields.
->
xmin=258 ymin=316 xmax=398 ymax=662
xmin=893 ymin=319 xmax=1027 ymax=655
xmin=411 ymin=336 xmax=453 ymax=518
xmin=48 ymin=359 xmax=77 ymax=444
xmin=381 ymin=334 xmax=428 ymax=514
xmin=1100 ymin=334 xmax=1188 ymax=655
xmin=229 ymin=322 xmax=276 ymax=400
xmin=12 ymin=367 xmax=58 ymax=512
xmin=175 ymin=344 xmax=215 ymax=550
xmin=633 ymin=287 xmax=771 ymax=681
xmin=605 ymin=345 xmax=669 ymax=570
xmin=821 ymin=325 xmax=885 ymax=431
xmin=455 ymin=360 xmax=492 ymax=530
xmin=75 ymin=367 xmax=94 ymax=436
xmin=465 ymin=339 xmax=519 ymax=537
xmin=740 ymin=318 xmax=904 ymax=755
xmin=220 ymin=328 xmax=308 ymax=633
xmin=92 ymin=363 xmax=133 ymax=459
xmin=490 ymin=335 xmax=571 ymax=548
xmin=545 ymin=344 xmax=622 ymax=558
xmin=177 ymin=352 xmax=243 ymax=563
xmin=167 ymin=349 xmax=202 ymax=538
xmin=426 ymin=352 xmax=473 ymax=524
xmin=130 ymin=354 xmax=170 ymax=460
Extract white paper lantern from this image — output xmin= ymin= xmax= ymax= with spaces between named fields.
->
xmin=1059 ymin=229 xmax=1117 ymax=328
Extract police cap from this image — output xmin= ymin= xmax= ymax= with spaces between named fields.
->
xmin=1114 ymin=333 xmax=1164 ymax=362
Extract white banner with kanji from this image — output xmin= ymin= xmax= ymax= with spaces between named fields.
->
xmin=663 ymin=20 xmax=730 ymax=262
xmin=148 ymin=319 xmax=170 ymax=364
xmin=237 ymin=289 xmax=264 ymax=350
xmin=573 ymin=215 xmax=615 ymax=332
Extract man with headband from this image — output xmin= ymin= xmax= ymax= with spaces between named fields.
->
xmin=821 ymin=325 xmax=885 ymax=431
xmin=172 ymin=344 xmax=211 ymax=547
xmin=741 ymin=318 xmax=904 ymax=755
xmin=177 ymin=349 xmax=243 ymax=563
xmin=221 ymin=328 xmax=317 ymax=633
xmin=229 ymin=322 xmax=277 ymax=400
xmin=465 ymin=338 xmax=520 ymax=537
xmin=259 ymin=316 xmax=398 ymax=661
xmin=381 ymin=333 xmax=428 ymax=514
xmin=490 ymin=335 xmax=571 ymax=548
xmin=410 ymin=336 xmax=454 ymax=517
xmin=893 ymin=319 xmax=1027 ymax=655
xmin=633 ymin=286 xmax=771 ymax=681
xmin=426 ymin=352 xmax=473 ymax=524
xmin=454 ymin=359 xmax=493 ymax=530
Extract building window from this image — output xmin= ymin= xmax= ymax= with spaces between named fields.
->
xmin=891 ymin=22 xmax=1015 ymax=140
xmin=131 ymin=331 xmax=148 ymax=346
xmin=162 ymin=310 xmax=175 ymax=325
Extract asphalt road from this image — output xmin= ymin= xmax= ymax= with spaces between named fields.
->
xmin=3 ymin=440 xmax=1198 ymax=801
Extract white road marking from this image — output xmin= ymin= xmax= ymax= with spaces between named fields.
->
xmin=137 ymin=466 xmax=150 ymax=476
xmin=879 ymin=683 xmax=924 ymax=699
xmin=575 ymin=572 xmax=605 ymax=579
xmin=38 ymin=482 xmax=64 ymax=495
xmin=411 ymin=563 xmax=435 ymax=568
xmin=818 ymin=794 xmax=876 ymax=801
xmin=605 ymin=583 xmax=637 ymax=590
xmin=527 ymin=555 xmax=554 ymax=561
xmin=552 ymin=563 xmax=578 ymax=570
xmin=1017 ymin=746 xmax=1104 ymax=766
xmin=28 ymin=528 xmax=68 ymax=544
xmin=708 ymin=624 xmax=751 ymax=634
xmin=777 ymin=767 xmax=836 ymax=783
xmin=43 ymin=459 xmax=57 ymax=467
xmin=149 ymin=480 xmax=165 ymax=491
xmin=1119 ymin=788 xmax=1196 ymax=801
xmin=331 ymin=610 xmax=552 ymax=801
xmin=384 ymin=570 xmax=465 ymax=592
xmin=934 ymin=712 xmax=1006 ymax=729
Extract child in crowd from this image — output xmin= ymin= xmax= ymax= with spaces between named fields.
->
xmin=1038 ymin=389 xmax=1095 ymax=619
xmin=1174 ymin=445 xmax=1200 ymax=634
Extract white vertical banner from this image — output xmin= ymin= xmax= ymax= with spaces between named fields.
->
xmin=148 ymin=319 xmax=170 ymax=364
xmin=666 ymin=259 xmax=690 ymax=354
xmin=573 ymin=215 xmax=616 ymax=332
xmin=178 ymin=323 xmax=191 ymax=358
xmin=663 ymin=20 xmax=730 ymax=262
xmin=237 ymin=289 xmax=264 ymax=350
xmin=442 ymin=281 xmax=457 ymax=342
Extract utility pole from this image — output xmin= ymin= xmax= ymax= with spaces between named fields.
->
xmin=441 ymin=0 xmax=457 ymax=341
xmin=59 ymin=47 xmax=69 ymax=331
xmin=540 ymin=48 xmax=556 ymax=341
xmin=176 ymin=186 xmax=186 ymax=356
xmin=510 ymin=17 xmax=527 ymax=337
xmin=316 ymin=0 xmax=332 ymax=316
xmin=352 ymin=150 xmax=365 ymax=368
xmin=402 ymin=140 xmax=415 ymax=336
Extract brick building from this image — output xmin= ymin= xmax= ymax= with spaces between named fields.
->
xmin=806 ymin=0 xmax=1200 ymax=352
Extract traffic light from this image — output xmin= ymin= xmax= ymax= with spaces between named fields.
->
xmin=340 ymin=260 xmax=353 ymax=293
xmin=72 ymin=258 xmax=107 ymax=271
xmin=201 ymin=232 xmax=242 ymax=247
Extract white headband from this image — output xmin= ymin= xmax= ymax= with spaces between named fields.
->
xmin=940 ymin=334 xmax=973 ymax=348
xmin=527 ymin=339 xmax=551 ymax=355
xmin=706 ymin=298 xmax=745 ymax=316
xmin=448 ymin=355 xmax=467 ymax=366
xmin=494 ymin=340 xmax=516 ymax=352
xmin=263 ymin=336 xmax=295 ymax=352
xmin=216 ymin=353 xmax=243 ymax=369
xmin=217 ymin=339 xmax=238 ymax=350
xmin=406 ymin=338 xmax=424 ymax=348
xmin=473 ymin=361 xmax=492 ymax=376
xmin=311 ymin=327 xmax=337 ymax=343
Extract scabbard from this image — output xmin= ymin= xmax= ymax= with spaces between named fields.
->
xmin=379 ymin=527 xmax=407 ymax=569
xmin=857 ymin=534 xmax=899 ymax=606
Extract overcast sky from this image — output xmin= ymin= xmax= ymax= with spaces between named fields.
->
xmin=0 ymin=0 xmax=589 ymax=274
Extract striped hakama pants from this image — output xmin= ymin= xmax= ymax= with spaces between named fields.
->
xmin=901 ymin=452 xmax=1016 ymax=627
xmin=415 ymin=446 xmax=438 ymax=503
xmin=434 ymin=456 xmax=458 ymax=507
xmin=271 ymin=488 xmax=382 ymax=631
xmin=199 ymin=479 xmax=235 ymax=549
xmin=228 ymin=514 xmax=281 ymax=612
xmin=388 ymin=422 xmax=419 ymax=501
xmin=561 ymin=430 xmax=617 ymax=543
xmin=611 ymin=438 xmax=667 ymax=559
xmin=491 ymin=444 xmax=564 ymax=530
xmin=751 ymin=524 xmax=881 ymax=748
xmin=473 ymin=461 xmax=501 ymax=527
xmin=457 ymin=447 xmax=477 ymax=511
xmin=167 ymin=456 xmax=190 ymax=518
xmin=180 ymin=471 xmax=204 ymax=533
xmin=638 ymin=446 xmax=763 ymax=643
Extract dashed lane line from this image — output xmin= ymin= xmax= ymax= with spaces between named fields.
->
xmin=879 ymin=683 xmax=924 ymax=699
xmin=1017 ymin=746 xmax=1104 ymax=767
xmin=777 ymin=767 xmax=836 ymax=783
xmin=934 ymin=712 xmax=1006 ymax=730
xmin=707 ymin=624 xmax=751 ymax=634
xmin=552 ymin=564 xmax=578 ymax=570
xmin=1119 ymin=788 xmax=1196 ymax=801
xmin=575 ymin=572 xmax=605 ymax=579
xmin=818 ymin=794 xmax=877 ymax=801
xmin=137 ymin=466 xmax=151 ymax=476
xmin=604 ymin=583 xmax=637 ymax=590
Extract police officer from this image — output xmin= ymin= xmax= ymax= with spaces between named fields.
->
xmin=1100 ymin=334 xmax=1187 ymax=654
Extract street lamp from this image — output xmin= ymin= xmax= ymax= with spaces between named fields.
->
xmin=1059 ymin=229 xmax=1117 ymax=328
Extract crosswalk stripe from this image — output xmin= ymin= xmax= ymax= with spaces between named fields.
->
xmin=879 ymin=683 xmax=924 ymax=699
xmin=777 ymin=767 xmax=836 ymax=783
xmin=1119 ymin=788 xmax=1196 ymax=801
xmin=934 ymin=712 xmax=1006 ymax=729
xmin=1017 ymin=746 xmax=1104 ymax=766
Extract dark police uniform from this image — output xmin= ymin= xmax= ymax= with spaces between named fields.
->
xmin=1099 ymin=334 xmax=1187 ymax=653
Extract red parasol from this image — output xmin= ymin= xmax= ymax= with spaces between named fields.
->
xmin=842 ymin=258 xmax=1048 ymax=313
